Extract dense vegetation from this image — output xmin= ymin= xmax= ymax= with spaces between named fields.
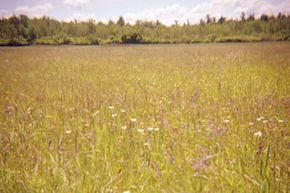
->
xmin=0 ymin=43 xmax=289 ymax=192
xmin=0 ymin=13 xmax=290 ymax=45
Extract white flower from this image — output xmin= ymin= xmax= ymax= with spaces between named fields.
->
xmin=254 ymin=131 xmax=262 ymax=138
xmin=121 ymin=109 xmax=126 ymax=113
xmin=144 ymin=143 xmax=150 ymax=147
xmin=224 ymin=119 xmax=230 ymax=123
xmin=108 ymin=106 xmax=114 ymax=110
xmin=249 ymin=122 xmax=254 ymax=126
xmin=137 ymin=128 xmax=144 ymax=133
xmin=278 ymin=120 xmax=285 ymax=123
xmin=147 ymin=127 xmax=154 ymax=131
xmin=154 ymin=127 xmax=159 ymax=131
xmin=112 ymin=113 xmax=117 ymax=118
xmin=263 ymin=120 xmax=268 ymax=123
xmin=121 ymin=126 xmax=127 ymax=130
xmin=257 ymin=116 xmax=264 ymax=121
xmin=131 ymin=118 xmax=137 ymax=123
xmin=65 ymin=129 xmax=72 ymax=134
xmin=123 ymin=191 xmax=130 ymax=193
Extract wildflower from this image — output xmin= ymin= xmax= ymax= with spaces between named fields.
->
xmin=108 ymin=105 xmax=114 ymax=110
xmin=4 ymin=105 xmax=14 ymax=114
xmin=123 ymin=191 xmax=130 ymax=193
xmin=137 ymin=128 xmax=144 ymax=133
xmin=256 ymin=116 xmax=264 ymax=121
xmin=130 ymin=118 xmax=137 ymax=123
xmin=65 ymin=128 xmax=72 ymax=134
xmin=112 ymin=113 xmax=117 ymax=118
xmin=147 ymin=127 xmax=154 ymax=131
xmin=209 ymin=128 xmax=223 ymax=137
xmin=254 ymin=131 xmax=262 ymax=138
xmin=271 ymin=164 xmax=279 ymax=174
xmin=249 ymin=122 xmax=254 ymax=126
xmin=278 ymin=119 xmax=285 ymax=123
xmin=224 ymin=119 xmax=230 ymax=123
xmin=263 ymin=120 xmax=268 ymax=123
xmin=121 ymin=126 xmax=127 ymax=130
xmin=154 ymin=127 xmax=159 ymax=131
xmin=121 ymin=109 xmax=126 ymax=113
xmin=144 ymin=143 xmax=150 ymax=147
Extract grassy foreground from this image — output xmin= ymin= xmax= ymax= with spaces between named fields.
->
xmin=0 ymin=43 xmax=289 ymax=193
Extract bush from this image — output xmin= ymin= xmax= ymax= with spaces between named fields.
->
xmin=54 ymin=34 xmax=71 ymax=44
xmin=35 ymin=37 xmax=57 ymax=45
xmin=88 ymin=35 xmax=99 ymax=45
xmin=0 ymin=38 xmax=9 ymax=46
xmin=70 ymin=37 xmax=90 ymax=45
xmin=62 ymin=37 xmax=71 ymax=45
xmin=121 ymin=32 xmax=142 ymax=44
xmin=274 ymin=31 xmax=290 ymax=41
xmin=0 ymin=37 xmax=29 ymax=46
xmin=214 ymin=36 xmax=262 ymax=43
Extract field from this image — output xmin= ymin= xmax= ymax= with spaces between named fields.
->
xmin=0 ymin=43 xmax=289 ymax=193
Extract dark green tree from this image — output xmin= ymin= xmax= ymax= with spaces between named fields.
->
xmin=117 ymin=16 xmax=125 ymax=26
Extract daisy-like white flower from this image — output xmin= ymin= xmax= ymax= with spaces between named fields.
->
xmin=144 ymin=143 xmax=150 ymax=147
xmin=137 ymin=128 xmax=144 ymax=133
xmin=224 ymin=119 xmax=230 ymax=123
xmin=263 ymin=120 xmax=268 ymax=123
xmin=254 ymin=131 xmax=262 ymax=138
xmin=131 ymin=118 xmax=137 ymax=123
xmin=108 ymin=105 xmax=114 ymax=110
xmin=121 ymin=126 xmax=127 ymax=130
xmin=121 ymin=109 xmax=126 ymax=113
xmin=123 ymin=191 xmax=130 ymax=193
xmin=147 ymin=127 xmax=154 ymax=131
xmin=112 ymin=113 xmax=117 ymax=118
xmin=65 ymin=129 xmax=72 ymax=134
xmin=249 ymin=122 xmax=254 ymax=126
xmin=278 ymin=119 xmax=285 ymax=123
xmin=154 ymin=127 xmax=159 ymax=131
xmin=257 ymin=116 xmax=264 ymax=121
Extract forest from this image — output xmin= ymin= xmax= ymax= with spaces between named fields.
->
xmin=0 ymin=12 xmax=290 ymax=46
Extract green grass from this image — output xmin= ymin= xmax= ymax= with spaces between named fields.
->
xmin=0 ymin=43 xmax=289 ymax=193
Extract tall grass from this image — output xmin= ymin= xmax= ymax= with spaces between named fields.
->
xmin=0 ymin=43 xmax=289 ymax=193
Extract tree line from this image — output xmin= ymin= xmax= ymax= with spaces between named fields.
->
xmin=0 ymin=13 xmax=289 ymax=46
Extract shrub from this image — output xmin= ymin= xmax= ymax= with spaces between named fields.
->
xmin=121 ymin=32 xmax=142 ymax=44
xmin=0 ymin=37 xmax=29 ymax=46
xmin=35 ymin=37 xmax=57 ymax=45
xmin=274 ymin=31 xmax=290 ymax=41
xmin=214 ymin=36 xmax=262 ymax=43
xmin=88 ymin=35 xmax=99 ymax=45
xmin=0 ymin=38 xmax=9 ymax=46
xmin=70 ymin=37 xmax=90 ymax=45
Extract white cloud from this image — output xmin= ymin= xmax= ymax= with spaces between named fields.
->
xmin=15 ymin=3 xmax=53 ymax=16
xmin=123 ymin=4 xmax=186 ymax=24
xmin=64 ymin=0 xmax=92 ymax=8
xmin=65 ymin=13 xmax=96 ymax=22
xmin=121 ymin=0 xmax=290 ymax=25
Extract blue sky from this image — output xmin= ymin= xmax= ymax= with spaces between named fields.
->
xmin=0 ymin=0 xmax=289 ymax=25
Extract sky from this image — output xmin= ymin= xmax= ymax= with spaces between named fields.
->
xmin=0 ymin=0 xmax=290 ymax=25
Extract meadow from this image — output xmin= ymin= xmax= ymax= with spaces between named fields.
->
xmin=0 ymin=43 xmax=289 ymax=193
